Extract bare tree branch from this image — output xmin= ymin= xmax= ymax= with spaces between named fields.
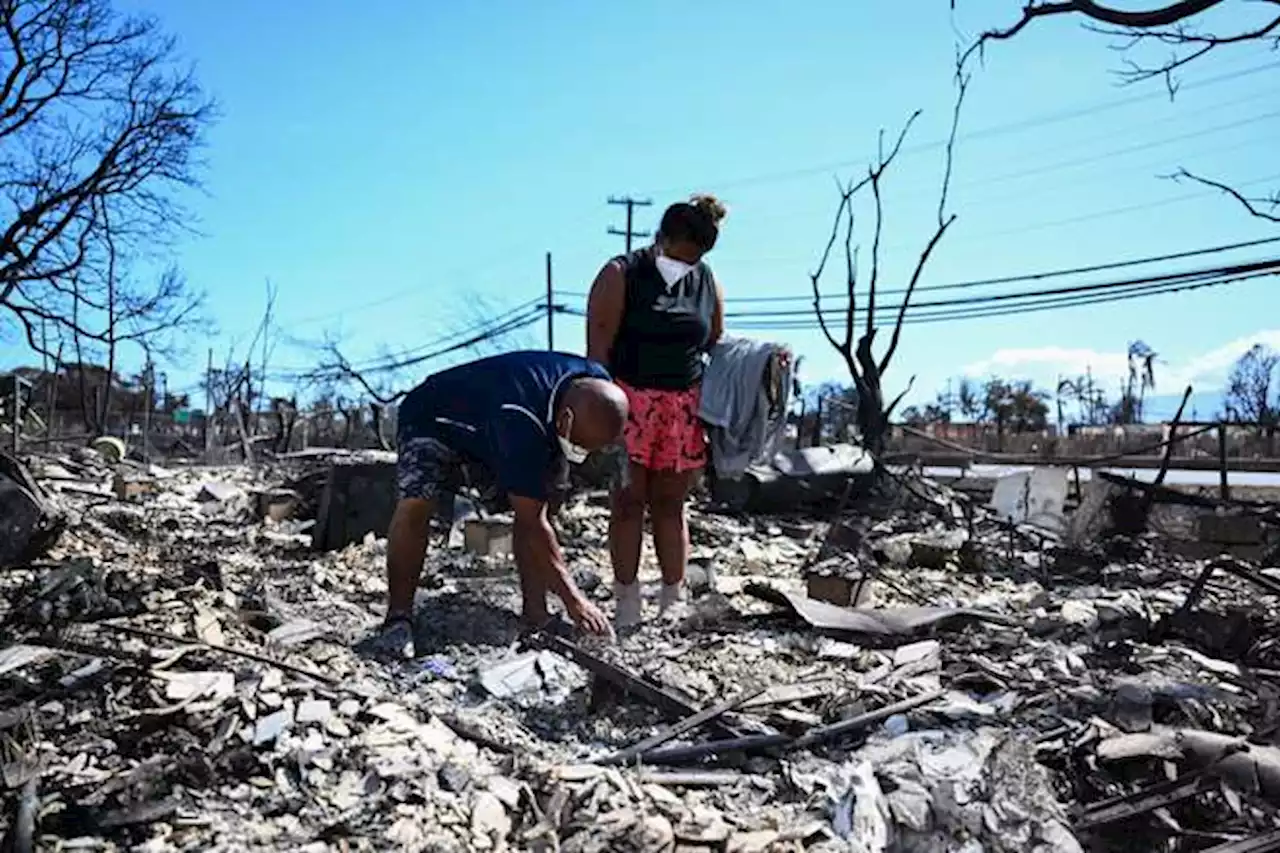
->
xmin=961 ymin=0 xmax=1231 ymax=68
xmin=961 ymin=1 xmax=1280 ymax=89
xmin=0 ymin=0 xmax=214 ymax=326
xmin=1168 ymin=167 xmax=1280 ymax=222
xmin=879 ymin=72 xmax=968 ymax=378
xmin=807 ymin=69 xmax=967 ymax=457
xmin=958 ymin=1 xmax=1279 ymax=230
xmin=810 ymin=185 xmax=856 ymax=362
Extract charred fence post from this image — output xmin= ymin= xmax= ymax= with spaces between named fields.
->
xmin=1218 ymin=423 xmax=1231 ymax=501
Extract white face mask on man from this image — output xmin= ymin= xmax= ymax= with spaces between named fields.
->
xmin=557 ymin=410 xmax=590 ymax=464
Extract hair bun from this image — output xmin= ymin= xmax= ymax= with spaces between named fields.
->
xmin=689 ymin=193 xmax=727 ymax=224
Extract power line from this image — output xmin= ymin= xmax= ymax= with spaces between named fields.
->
xmin=637 ymin=59 xmax=1280 ymax=196
xmin=272 ymin=297 xmax=548 ymax=379
xmin=725 ymin=169 xmax=1280 ymax=268
xmin=724 ymin=271 xmax=1272 ymax=330
xmin=715 ymin=256 xmax=1280 ymax=320
xmin=555 ymin=234 xmax=1280 ymax=305
xmin=279 ymin=307 xmax=549 ymax=381
xmin=555 ymin=261 xmax=1275 ymax=328
xmin=284 ymin=208 xmax=607 ymax=329
xmin=727 ymin=105 xmax=1279 ymax=238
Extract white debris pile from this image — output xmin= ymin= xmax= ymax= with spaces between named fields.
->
xmin=2 ymin=449 xmax=1280 ymax=851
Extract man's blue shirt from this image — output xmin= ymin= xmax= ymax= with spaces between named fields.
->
xmin=397 ymin=351 xmax=611 ymax=501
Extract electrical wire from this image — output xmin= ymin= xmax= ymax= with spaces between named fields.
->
xmin=728 ymin=272 xmax=1272 ymax=330
xmin=273 ymin=303 xmax=549 ymax=380
xmin=636 ymin=59 xmax=1280 ymax=196
xmin=554 ymin=266 xmax=1274 ymax=329
xmin=713 ymin=257 xmax=1280 ymax=320
xmin=271 ymin=296 xmax=547 ymax=378
xmin=553 ymin=234 xmax=1280 ymax=305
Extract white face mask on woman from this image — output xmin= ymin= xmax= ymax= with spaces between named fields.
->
xmin=655 ymin=252 xmax=695 ymax=288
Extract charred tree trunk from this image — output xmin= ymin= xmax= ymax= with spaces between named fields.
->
xmin=370 ymin=403 xmax=391 ymax=451
xmin=808 ymin=73 xmax=967 ymax=468
xmin=341 ymin=407 xmax=360 ymax=448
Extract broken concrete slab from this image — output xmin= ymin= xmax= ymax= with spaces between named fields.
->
xmin=989 ymin=467 xmax=1069 ymax=533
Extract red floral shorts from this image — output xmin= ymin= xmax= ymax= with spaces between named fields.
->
xmin=617 ymin=380 xmax=707 ymax=473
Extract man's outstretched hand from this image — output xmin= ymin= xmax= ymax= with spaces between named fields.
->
xmin=565 ymin=595 xmax=613 ymax=638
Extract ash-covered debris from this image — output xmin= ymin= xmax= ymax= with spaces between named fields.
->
xmin=3 ymin=448 xmax=1280 ymax=851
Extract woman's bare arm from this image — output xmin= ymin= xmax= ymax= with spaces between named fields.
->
xmin=708 ymin=276 xmax=726 ymax=347
xmin=586 ymin=260 xmax=625 ymax=364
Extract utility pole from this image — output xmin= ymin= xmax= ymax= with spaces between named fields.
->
xmin=142 ymin=357 xmax=154 ymax=464
xmin=545 ymin=251 xmax=554 ymax=351
xmin=204 ymin=348 xmax=213 ymax=454
xmin=607 ymin=196 xmax=653 ymax=253
xmin=11 ymin=372 xmax=20 ymax=455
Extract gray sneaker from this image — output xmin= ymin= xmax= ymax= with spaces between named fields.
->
xmin=362 ymin=618 xmax=416 ymax=660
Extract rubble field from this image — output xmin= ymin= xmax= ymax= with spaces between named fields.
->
xmin=5 ymin=447 xmax=1280 ymax=852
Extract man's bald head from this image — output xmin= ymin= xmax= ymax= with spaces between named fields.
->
xmin=557 ymin=377 xmax=629 ymax=451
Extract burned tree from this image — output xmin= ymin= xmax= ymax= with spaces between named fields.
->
xmin=809 ymin=72 xmax=969 ymax=457
xmin=0 ymin=0 xmax=211 ymax=441
xmin=0 ymin=0 xmax=213 ymax=338
xmin=959 ymin=1 xmax=1280 ymax=223
xmin=1223 ymin=343 xmax=1280 ymax=453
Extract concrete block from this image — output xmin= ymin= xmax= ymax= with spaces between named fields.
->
xmin=1198 ymin=514 xmax=1264 ymax=545
xmin=804 ymin=570 xmax=871 ymax=608
xmin=464 ymin=518 xmax=513 ymax=557
xmin=311 ymin=456 xmax=397 ymax=551
xmin=112 ymin=472 xmax=155 ymax=502
xmin=257 ymin=488 xmax=301 ymax=522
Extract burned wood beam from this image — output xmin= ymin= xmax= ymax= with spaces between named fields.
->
xmin=637 ymin=770 xmax=747 ymax=787
xmin=596 ymin=685 xmax=768 ymax=766
xmin=1202 ymin=828 xmax=1280 ymax=853
xmin=1141 ymin=384 xmax=1193 ymax=519
xmin=1167 ymin=560 xmax=1218 ymax=626
xmin=1075 ymin=771 xmax=1214 ymax=831
xmin=525 ymin=632 xmax=744 ymax=738
xmin=1096 ymin=471 xmax=1280 ymax=525
xmin=95 ymin=621 xmax=339 ymax=687
xmin=640 ymin=689 xmax=947 ymax=766
xmin=7 ymin=776 xmax=38 ymax=853
xmin=636 ymin=732 xmax=793 ymax=765
xmin=789 ymin=688 xmax=946 ymax=751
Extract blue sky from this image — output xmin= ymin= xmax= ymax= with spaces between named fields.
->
xmin=6 ymin=1 xmax=1280 ymax=419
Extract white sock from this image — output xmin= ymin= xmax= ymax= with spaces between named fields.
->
xmin=614 ymin=581 xmax=642 ymax=628
xmin=658 ymin=582 xmax=685 ymax=614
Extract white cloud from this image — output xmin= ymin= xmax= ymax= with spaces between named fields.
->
xmin=959 ymin=329 xmax=1280 ymax=393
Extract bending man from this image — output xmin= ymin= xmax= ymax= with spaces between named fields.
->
xmin=368 ymin=350 xmax=628 ymax=658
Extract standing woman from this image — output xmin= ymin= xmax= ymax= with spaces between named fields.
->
xmin=586 ymin=194 xmax=726 ymax=628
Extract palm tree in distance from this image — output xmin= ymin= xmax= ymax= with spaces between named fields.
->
xmin=1118 ymin=340 xmax=1158 ymax=424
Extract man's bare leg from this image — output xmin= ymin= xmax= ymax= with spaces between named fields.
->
xmin=514 ymin=528 xmax=550 ymax=628
xmin=386 ymin=497 xmax=435 ymax=618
